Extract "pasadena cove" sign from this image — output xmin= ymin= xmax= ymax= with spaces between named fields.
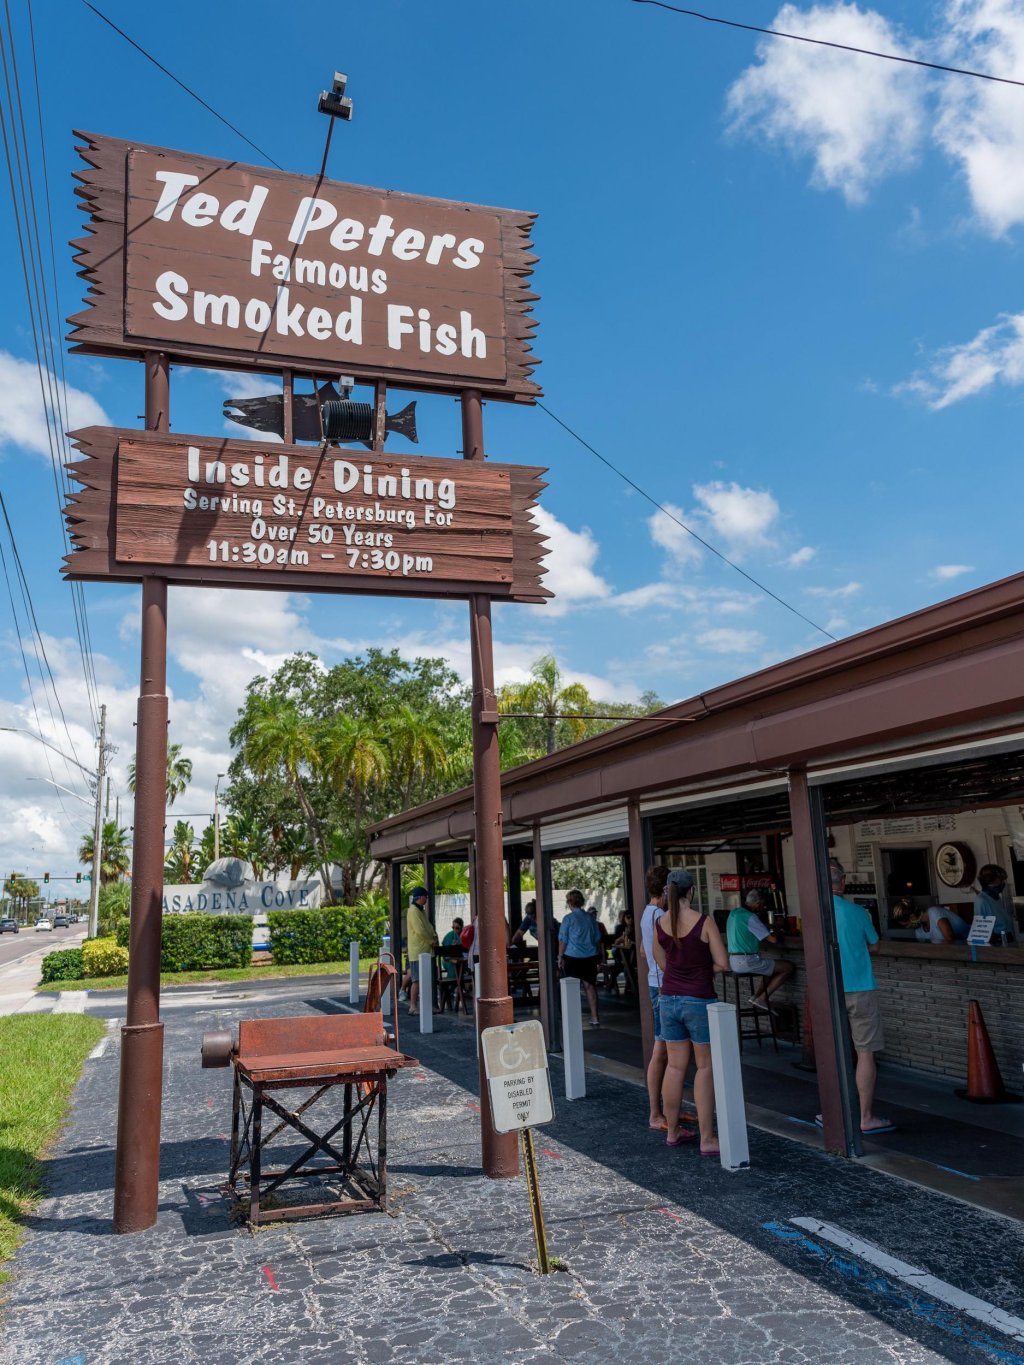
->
xmin=162 ymin=880 xmax=321 ymax=914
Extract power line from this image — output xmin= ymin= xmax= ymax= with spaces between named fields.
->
xmin=0 ymin=1 xmax=100 ymax=738
xmin=538 ymin=403 xmax=837 ymax=642
xmin=629 ymin=1 xmax=1024 ymax=89
xmin=80 ymin=1 xmax=285 ymax=170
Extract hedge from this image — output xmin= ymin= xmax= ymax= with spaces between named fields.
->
xmin=115 ymin=914 xmax=252 ymax=971
xmin=82 ymin=937 xmax=129 ymax=978
xmin=268 ymin=904 xmax=387 ymax=965
xmin=39 ymin=947 xmax=85 ymax=984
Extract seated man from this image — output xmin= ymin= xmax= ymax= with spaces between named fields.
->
xmin=726 ymin=889 xmax=793 ymax=1010
xmin=439 ymin=918 xmax=465 ymax=977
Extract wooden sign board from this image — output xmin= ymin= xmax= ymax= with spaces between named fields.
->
xmin=63 ymin=428 xmax=549 ymax=603
xmin=68 ymin=132 xmax=540 ymax=401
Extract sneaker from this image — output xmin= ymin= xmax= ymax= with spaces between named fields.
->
xmin=749 ymin=996 xmax=775 ymax=1014
xmin=588 ymin=1019 xmax=601 ymax=1028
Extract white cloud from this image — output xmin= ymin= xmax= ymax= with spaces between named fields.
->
xmin=931 ymin=562 xmax=975 ymax=580
xmin=693 ymin=480 xmax=781 ymax=549
xmin=786 ymin=545 xmax=817 ymax=567
xmin=531 ymin=507 xmax=611 ymax=617
xmin=806 ymin=580 xmax=862 ymax=598
xmin=647 ymin=502 xmax=703 ymax=566
xmin=0 ymin=351 xmax=109 ymax=458
xmin=896 ymin=312 xmax=1024 ymax=408
xmin=611 ymin=581 xmax=685 ymax=613
xmin=726 ymin=3 xmax=925 ymax=205
xmin=694 ymin=627 xmax=766 ymax=654
xmin=937 ymin=0 xmax=1024 ymax=236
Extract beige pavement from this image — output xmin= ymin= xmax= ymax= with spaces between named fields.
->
xmin=0 ymin=928 xmax=86 ymax=1016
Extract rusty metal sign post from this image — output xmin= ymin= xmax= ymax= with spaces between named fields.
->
xmin=66 ymin=129 xmax=545 ymax=1233
xmin=481 ymin=1021 xmax=555 ymax=1271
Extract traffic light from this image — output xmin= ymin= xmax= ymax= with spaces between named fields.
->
xmin=43 ymin=872 xmax=49 ymax=884
xmin=75 ymin=872 xmax=82 ymax=883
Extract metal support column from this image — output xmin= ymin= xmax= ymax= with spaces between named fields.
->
xmin=113 ymin=352 xmax=170 ymax=1233
xmin=463 ymin=387 xmax=517 ymax=1179
xmin=788 ymin=768 xmax=861 ymax=1157
xmin=628 ymin=800 xmax=656 ymax=1073
xmin=533 ymin=827 xmax=560 ymax=1052
xmin=507 ymin=849 xmax=523 ymax=934
xmin=388 ymin=860 xmax=403 ymax=962
xmin=424 ymin=855 xmax=437 ymax=929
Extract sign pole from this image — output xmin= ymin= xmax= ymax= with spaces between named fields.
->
xmin=520 ymin=1128 xmax=550 ymax=1273
xmin=464 ymin=389 xmax=518 ymax=1180
xmin=113 ymin=351 xmax=170 ymax=1233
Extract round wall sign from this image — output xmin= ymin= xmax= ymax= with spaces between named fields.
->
xmin=935 ymin=841 xmax=976 ymax=889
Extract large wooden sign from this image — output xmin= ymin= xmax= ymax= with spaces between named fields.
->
xmin=68 ymin=132 xmax=540 ymax=400
xmin=63 ymin=428 xmax=549 ymax=602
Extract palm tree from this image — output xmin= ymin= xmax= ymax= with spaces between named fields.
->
xmin=164 ymin=821 xmax=197 ymax=883
xmin=79 ymin=821 xmax=130 ymax=884
xmin=241 ymin=698 xmax=333 ymax=895
xmin=320 ymin=713 xmax=389 ymax=824
xmin=386 ymin=705 xmax=447 ymax=802
xmin=127 ymin=742 xmax=194 ymax=807
xmin=499 ymin=653 xmax=595 ymax=755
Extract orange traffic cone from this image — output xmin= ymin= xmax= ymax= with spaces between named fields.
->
xmin=792 ymin=993 xmax=817 ymax=1073
xmin=955 ymin=999 xmax=1021 ymax=1104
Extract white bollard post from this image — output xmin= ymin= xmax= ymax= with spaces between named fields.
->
xmin=419 ymin=951 xmax=433 ymax=1034
xmin=707 ymin=1001 xmax=750 ymax=1171
xmin=560 ymin=977 xmax=586 ymax=1100
xmin=349 ymin=940 xmax=360 ymax=1006
xmin=380 ymin=934 xmax=392 ymax=1018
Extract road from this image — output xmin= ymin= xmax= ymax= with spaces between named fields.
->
xmin=0 ymin=918 xmax=82 ymax=969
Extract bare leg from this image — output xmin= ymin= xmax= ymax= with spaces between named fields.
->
xmin=409 ymin=980 xmax=419 ymax=1014
xmin=692 ymin=1043 xmax=718 ymax=1153
xmin=663 ymin=1039 xmax=692 ymax=1142
xmin=753 ymin=960 xmax=794 ymax=1000
xmin=856 ymin=1049 xmax=891 ymax=1131
xmin=647 ymin=1039 xmax=668 ymax=1127
xmin=584 ymin=981 xmax=599 ymax=1025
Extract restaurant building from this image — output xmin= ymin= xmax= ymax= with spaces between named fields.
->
xmin=368 ymin=572 xmax=1024 ymax=1214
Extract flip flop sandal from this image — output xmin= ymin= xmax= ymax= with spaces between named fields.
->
xmin=666 ymin=1131 xmax=696 ymax=1147
xmin=861 ymin=1122 xmax=897 ymax=1134
xmin=699 ymin=1147 xmax=720 ymax=1158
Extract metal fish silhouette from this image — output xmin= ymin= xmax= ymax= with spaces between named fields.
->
xmin=223 ymin=382 xmax=417 ymax=448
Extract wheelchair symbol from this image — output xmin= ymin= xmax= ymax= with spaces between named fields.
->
xmin=500 ymin=1038 xmax=530 ymax=1071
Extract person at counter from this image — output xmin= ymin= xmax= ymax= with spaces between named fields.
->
xmin=819 ymin=859 xmax=895 ymax=1136
xmin=975 ymin=864 xmax=1015 ymax=941
xmin=726 ymin=889 xmax=793 ymax=1009
xmin=890 ymin=900 xmax=970 ymax=943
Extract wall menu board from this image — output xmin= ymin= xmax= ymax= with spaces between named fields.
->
xmin=67 ymin=132 xmax=541 ymax=400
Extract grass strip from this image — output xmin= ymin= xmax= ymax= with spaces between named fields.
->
xmin=0 ymin=1013 xmax=106 ymax=1279
xmin=36 ymin=959 xmax=378 ymax=993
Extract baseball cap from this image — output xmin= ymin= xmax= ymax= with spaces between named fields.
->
xmin=666 ymin=868 xmax=695 ymax=891
xmin=409 ymin=886 xmax=428 ymax=902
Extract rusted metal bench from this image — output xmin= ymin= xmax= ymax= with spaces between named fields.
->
xmin=201 ymin=963 xmax=416 ymax=1224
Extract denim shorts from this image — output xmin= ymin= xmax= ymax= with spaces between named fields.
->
xmin=658 ymin=994 xmax=712 ymax=1046
xmin=648 ymin=984 xmax=664 ymax=1043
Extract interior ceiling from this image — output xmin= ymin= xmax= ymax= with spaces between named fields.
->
xmin=647 ymin=749 xmax=1024 ymax=848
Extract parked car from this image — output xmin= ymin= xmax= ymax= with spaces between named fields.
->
xmin=34 ymin=917 xmax=52 ymax=931
xmin=52 ymin=914 xmax=70 ymax=928
xmin=0 ymin=917 xmax=18 ymax=933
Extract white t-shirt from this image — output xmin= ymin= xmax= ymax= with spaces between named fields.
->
xmin=915 ymin=906 xmax=969 ymax=944
xmin=640 ymin=902 xmax=662 ymax=988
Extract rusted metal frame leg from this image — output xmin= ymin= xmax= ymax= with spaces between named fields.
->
xmin=228 ymin=1071 xmax=243 ymax=1185
xmin=249 ymin=1085 xmax=263 ymax=1225
xmin=343 ymin=1083 xmax=353 ymax=1168
xmin=257 ymin=1089 xmax=349 ymax=1175
xmin=346 ymin=1077 xmax=381 ymax=1176
xmin=377 ymin=1079 xmax=388 ymax=1208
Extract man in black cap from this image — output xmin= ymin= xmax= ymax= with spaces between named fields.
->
xmin=404 ymin=885 xmax=437 ymax=1016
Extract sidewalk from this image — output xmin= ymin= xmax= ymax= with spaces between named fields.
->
xmin=2 ymin=985 xmax=1024 ymax=1364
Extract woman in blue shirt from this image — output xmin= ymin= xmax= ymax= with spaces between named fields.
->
xmin=557 ymin=889 xmax=603 ymax=1027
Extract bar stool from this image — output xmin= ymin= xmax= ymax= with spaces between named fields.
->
xmin=722 ymin=972 xmax=779 ymax=1053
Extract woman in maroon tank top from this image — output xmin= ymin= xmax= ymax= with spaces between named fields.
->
xmin=652 ymin=868 xmax=729 ymax=1154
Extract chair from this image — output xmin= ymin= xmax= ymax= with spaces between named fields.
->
xmin=722 ymin=972 xmax=779 ymax=1053
xmin=436 ymin=945 xmax=472 ymax=1015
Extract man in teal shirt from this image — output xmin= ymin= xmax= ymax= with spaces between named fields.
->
xmin=828 ymin=860 xmax=894 ymax=1135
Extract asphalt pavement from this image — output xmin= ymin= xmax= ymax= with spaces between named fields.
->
xmin=0 ymin=919 xmax=81 ymax=970
xmin=1 ymin=979 xmax=1023 ymax=1364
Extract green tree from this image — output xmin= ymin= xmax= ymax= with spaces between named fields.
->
xmin=3 ymin=874 xmax=39 ymax=919
xmin=164 ymin=821 xmax=197 ymax=883
xmin=499 ymin=653 xmax=596 ymax=756
xmin=127 ymin=741 xmax=194 ymax=807
xmin=78 ymin=821 xmax=130 ymax=884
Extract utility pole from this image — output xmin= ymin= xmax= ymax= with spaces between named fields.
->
xmin=88 ymin=703 xmax=107 ymax=939
xmin=214 ymin=772 xmax=225 ymax=862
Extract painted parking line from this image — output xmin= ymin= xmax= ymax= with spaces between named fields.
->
xmin=789 ymin=1218 xmax=1024 ymax=1345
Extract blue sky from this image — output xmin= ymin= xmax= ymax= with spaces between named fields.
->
xmin=1 ymin=0 xmax=1023 ymax=886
